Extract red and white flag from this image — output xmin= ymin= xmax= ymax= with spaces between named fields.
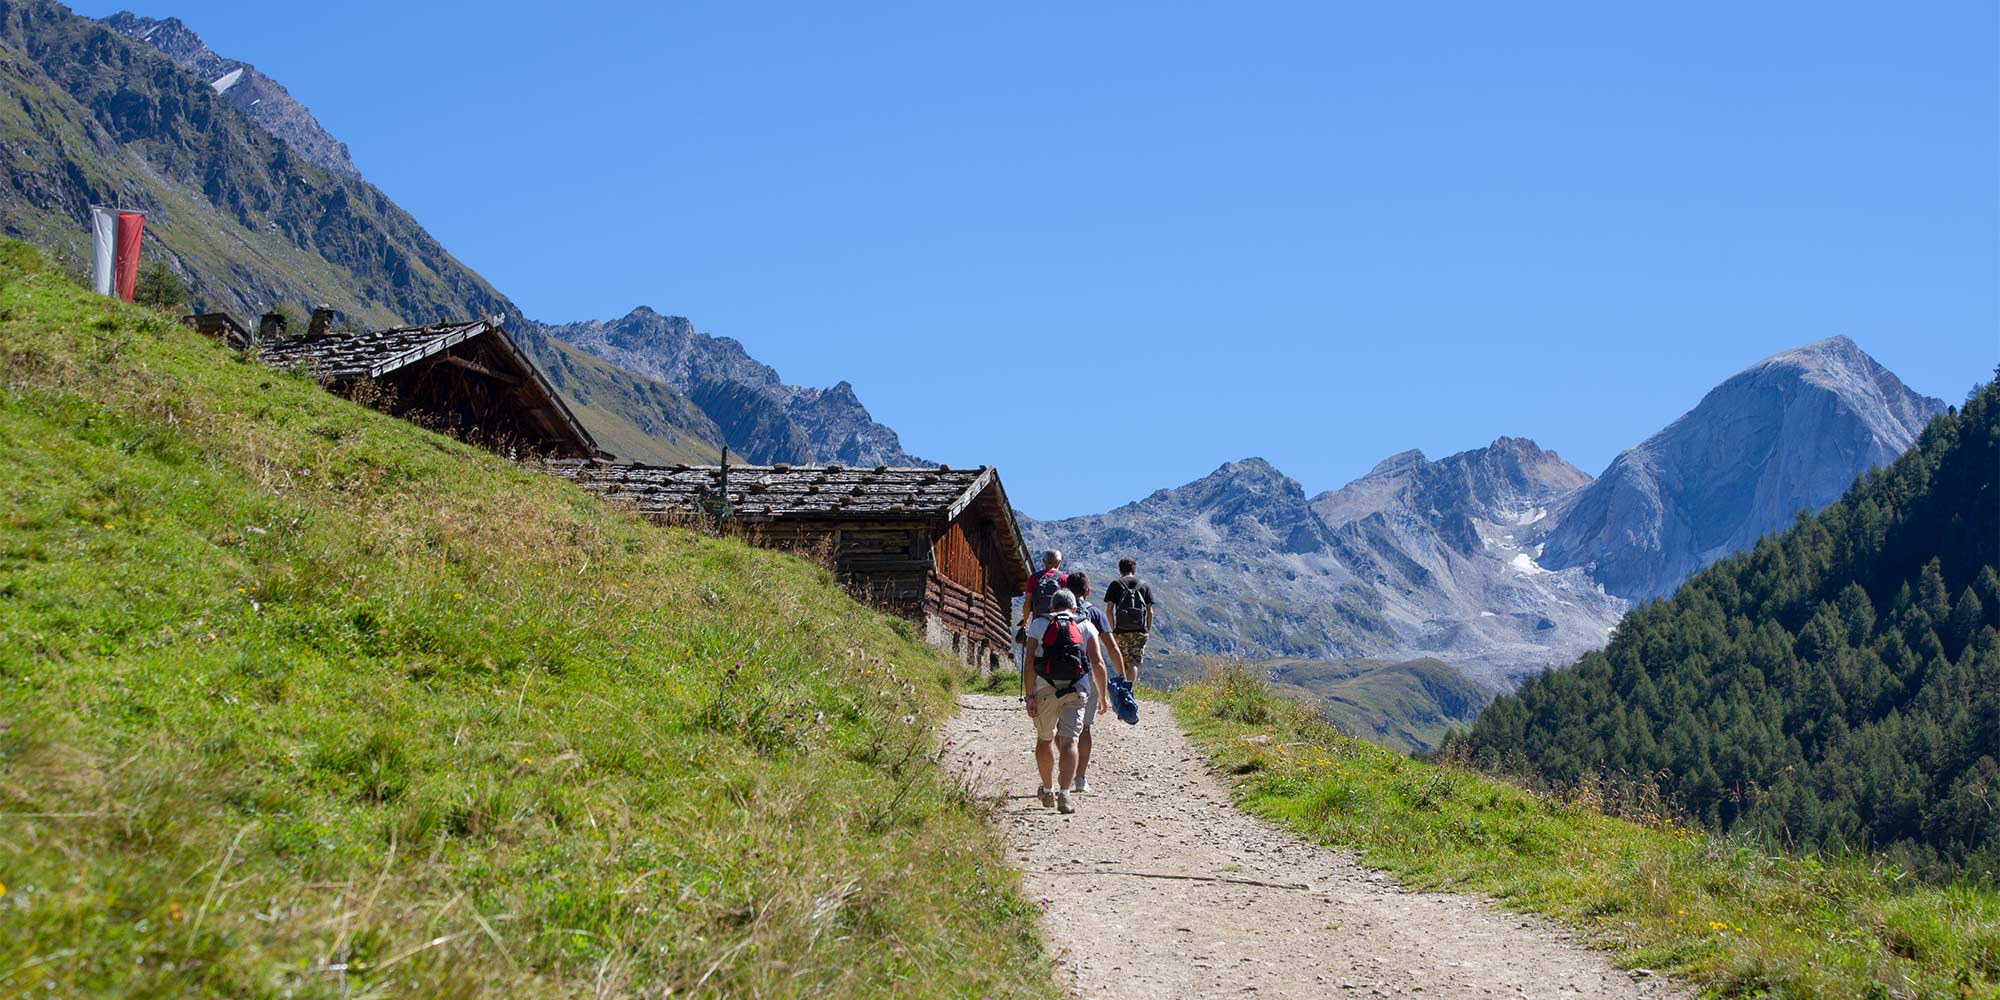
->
xmin=89 ymin=207 xmax=146 ymax=301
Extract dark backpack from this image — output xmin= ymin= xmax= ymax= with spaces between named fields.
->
xmin=1030 ymin=569 xmax=1067 ymax=617
xmin=1037 ymin=612 xmax=1088 ymax=689
xmin=1113 ymin=576 xmax=1149 ymax=632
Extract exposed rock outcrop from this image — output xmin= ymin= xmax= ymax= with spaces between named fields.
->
xmin=1538 ymin=336 xmax=1948 ymax=600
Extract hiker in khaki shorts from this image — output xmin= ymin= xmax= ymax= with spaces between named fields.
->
xmin=1103 ymin=557 xmax=1156 ymax=681
xmin=1023 ymin=589 xmax=1111 ymax=815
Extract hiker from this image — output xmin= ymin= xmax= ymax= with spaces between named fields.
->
xmin=1065 ymin=571 xmax=1130 ymax=793
xmin=1023 ymin=589 xmax=1111 ymax=814
xmin=1102 ymin=557 xmax=1156 ymax=681
xmin=1016 ymin=548 xmax=1069 ymax=673
xmin=1022 ymin=549 xmax=1069 ymax=630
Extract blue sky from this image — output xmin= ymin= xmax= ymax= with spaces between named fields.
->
xmin=85 ymin=2 xmax=1998 ymax=517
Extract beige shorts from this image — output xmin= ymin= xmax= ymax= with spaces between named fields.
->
xmin=1030 ymin=677 xmax=1090 ymax=742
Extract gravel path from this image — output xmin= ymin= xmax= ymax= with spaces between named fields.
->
xmin=943 ymin=694 xmax=1689 ymax=1000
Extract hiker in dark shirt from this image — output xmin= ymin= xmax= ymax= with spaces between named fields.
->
xmin=1102 ymin=557 xmax=1156 ymax=681
xmin=1065 ymin=572 xmax=1129 ymax=794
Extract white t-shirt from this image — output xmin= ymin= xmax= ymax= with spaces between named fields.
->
xmin=1028 ymin=612 xmax=1103 ymax=677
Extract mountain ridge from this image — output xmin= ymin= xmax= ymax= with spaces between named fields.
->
xmin=1027 ymin=338 xmax=1950 ymax=713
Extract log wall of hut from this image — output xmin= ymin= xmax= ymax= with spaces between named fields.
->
xmin=929 ymin=519 xmax=1015 ymax=652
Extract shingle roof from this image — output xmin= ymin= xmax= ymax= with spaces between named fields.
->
xmin=550 ymin=461 xmax=999 ymax=520
xmin=256 ymin=317 xmax=602 ymax=458
xmin=553 ymin=460 xmax=1032 ymax=582
xmin=256 ymin=317 xmax=499 ymax=380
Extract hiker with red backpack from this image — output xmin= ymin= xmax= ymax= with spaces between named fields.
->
xmin=1015 ymin=548 xmax=1070 ymax=676
xmin=1022 ymin=588 xmax=1111 ymax=814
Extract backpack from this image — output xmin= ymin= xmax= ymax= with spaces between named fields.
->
xmin=1030 ymin=569 xmax=1067 ymax=617
xmin=1113 ymin=576 xmax=1149 ymax=633
xmin=1037 ymin=612 xmax=1089 ymax=690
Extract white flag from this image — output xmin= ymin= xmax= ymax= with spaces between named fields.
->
xmin=90 ymin=206 xmax=117 ymax=296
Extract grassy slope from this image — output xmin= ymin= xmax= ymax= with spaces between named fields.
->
xmin=1148 ymin=652 xmax=1495 ymax=754
xmin=0 ymin=244 xmax=1053 ymax=998
xmin=1172 ymin=666 xmax=1998 ymax=1000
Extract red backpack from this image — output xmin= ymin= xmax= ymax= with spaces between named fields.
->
xmin=1038 ymin=612 xmax=1088 ymax=690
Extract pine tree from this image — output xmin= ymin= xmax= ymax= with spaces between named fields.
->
xmin=133 ymin=258 xmax=186 ymax=309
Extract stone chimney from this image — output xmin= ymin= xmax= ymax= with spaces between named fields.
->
xmin=258 ymin=311 xmax=287 ymax=341
xmin=307 ymin=305 xmax=338 ymax=337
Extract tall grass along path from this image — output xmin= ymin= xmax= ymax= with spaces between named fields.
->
xmin=943 ymin=694 xmax=1687 ymax=999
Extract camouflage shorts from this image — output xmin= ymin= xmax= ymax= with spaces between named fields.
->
xmin=1112 ymin=631 xmax=1148 ymax=670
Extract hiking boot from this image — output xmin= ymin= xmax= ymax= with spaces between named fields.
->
xmin=1056 ymin=790 xmax=1076 ymax=814
xmin=1038 ymin=787 xmax=1056 ymax=809
xmin=1074 ymin=778 xmax=1092 ymax=794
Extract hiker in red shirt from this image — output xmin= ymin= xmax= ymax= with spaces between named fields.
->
xmin=1015 ymin=549 xmax=1068 ymax=674
xmin=1022 ymin=549 xmax=1068 ymax=630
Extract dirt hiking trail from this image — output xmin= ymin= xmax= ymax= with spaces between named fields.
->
xmin=944 ymin=694 xmax=1689 ymax=1000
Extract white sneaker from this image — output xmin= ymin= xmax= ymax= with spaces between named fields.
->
xmin=1038 ymin=787 xmax=1056 ymax=809
xmin=1074 ymin=778 xmax=1092 ymax=794
xmin=1056 ymin=790 xmax=1076 ymax=815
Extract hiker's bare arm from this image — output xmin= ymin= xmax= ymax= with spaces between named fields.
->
xmin=1103 ymin=626 xmax=1127 ymax=678
xmin=1089 ymin=635 xmax=1109 ymax=705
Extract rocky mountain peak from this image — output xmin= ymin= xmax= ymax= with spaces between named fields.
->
xmin=1541 ymin=337 xmax=1948 ymax=600
xmin=1362 ymin=448 xmax=1428 ymax=479
xmin=1313 ymin=437 xmax=1586 ymax=537
xmin=1172 ymin=458 xmax=1306 ymax=506
xmin=102 ymin=11 xmax=360 ymax=179
xmin=535 ymin=309 xmax=924 ymax=468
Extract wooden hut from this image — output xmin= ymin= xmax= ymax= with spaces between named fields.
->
xmin=258 ymin=317 xmax=603 ymax=460
xmin=181 ymin=312 xmax=254 ymax=350
xmin=552 ymin=460 xmax=1032 ymax=669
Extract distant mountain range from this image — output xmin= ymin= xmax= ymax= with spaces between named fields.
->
xmin=1026 ymin=338 xmax=1948 ymax=740
xmin=0 ymin=2 xmax=915 ymax=471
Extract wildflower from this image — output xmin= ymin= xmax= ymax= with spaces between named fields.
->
xmin=453 ymin=593 xmax=463 ymax=600
xmin=169 ymin=900 xmax=185 ymax=921
xmin=102 ymin=523 xmax=113 ymax=530
xmin=901 ymin=714 xmax=916 ymax=725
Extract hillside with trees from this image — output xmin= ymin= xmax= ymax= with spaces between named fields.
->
xmin=1463 ymin=376 xmax=1999 ymax=881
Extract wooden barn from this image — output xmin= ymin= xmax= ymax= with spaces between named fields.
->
xmin=552 ymin=460 xmax=1032 ymax=670
xmin=257 ymin=316 xmax=604 ymax=460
